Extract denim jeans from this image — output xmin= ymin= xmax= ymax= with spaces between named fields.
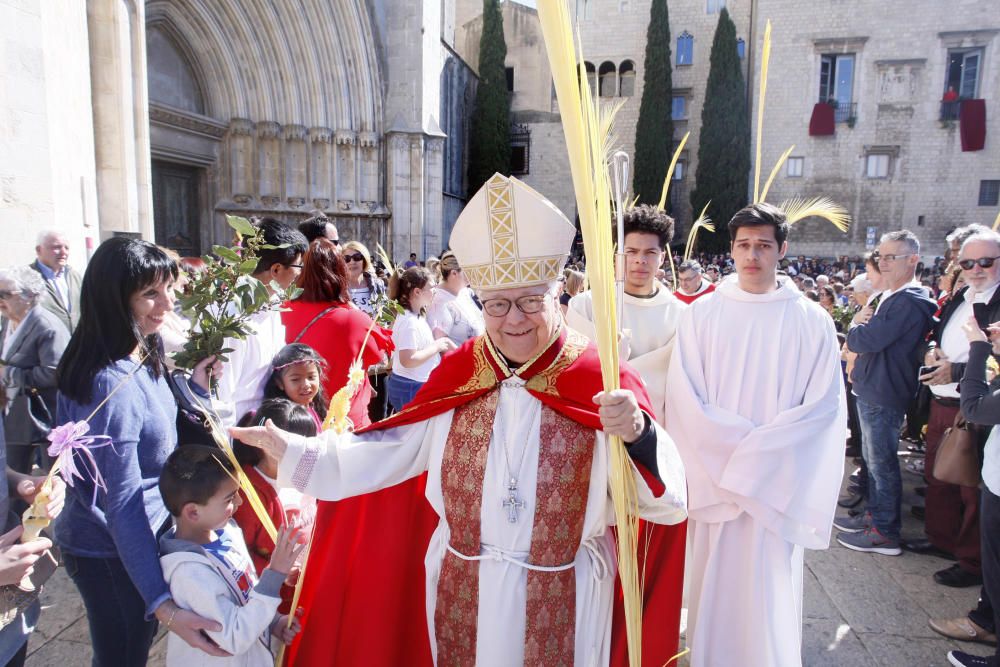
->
xmin=857 ymin=397 xmax=905 ymax=541
xmin=63 ymin=553 xmax=158 ymax=667
xmin=386 ymin=373 xmax=424 ymax=414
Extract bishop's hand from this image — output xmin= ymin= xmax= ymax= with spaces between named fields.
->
xmin=228 ymin=419 xmax=291 ymax=461
xmin=594 ymin=390 xmax=645 ymax=443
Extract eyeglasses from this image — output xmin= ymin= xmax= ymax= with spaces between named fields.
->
xmin=958 ymin=256 xmax=1000 ymax=271
xmin=329 ymin=239 xmax=340 ymax=246
xmin=872 ymin=252 xmax=914 ymax=263
xmin=287 ymin=263 xmax=305 ymax=269
xmin=343 ymin=253 xmax=365 ymax=263
xmin=0 ymin=290 xmax=15 ymax=300
xmin=481 ymin=294 xmax=549 ymax=317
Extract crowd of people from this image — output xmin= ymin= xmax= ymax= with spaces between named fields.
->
xmin=1 ymin=190 xmax=999 ymax=667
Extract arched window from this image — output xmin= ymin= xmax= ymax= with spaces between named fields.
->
xmin=737 ymin=38 xmax=746 ymax=59
xmin=619 ymin=60 xmax=635 ymax=97
xmin=599 ymin=61 xmax=617 ymax=97
xmin=146 ymin=25 xmax=206 ymax=114
xmin=677 ymin=31 xmax=694 ymax=66
xmin=584 ymin=61 xmax=597 ymax=94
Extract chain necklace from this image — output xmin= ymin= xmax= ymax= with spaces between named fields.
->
xmin=493 ymin=379 xmax=538 ymax=523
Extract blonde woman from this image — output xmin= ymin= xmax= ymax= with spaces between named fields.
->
xmin=427 ymin=250 xmax=485 ymax=346
xmin=342 ymin=241 xmax=386 ymax=317
xmin=560 ymin=269 xmax=586 ymax=318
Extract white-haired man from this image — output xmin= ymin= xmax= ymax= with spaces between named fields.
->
xmin=29 ymin=231 xmax=81 ymax=334
xmin=231 ymin=174 xmax=688 ymax=667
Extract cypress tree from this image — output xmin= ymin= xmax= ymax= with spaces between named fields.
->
xmin=632 ymin=0 xmax=674 ymax=208
xmin=690 ymin=7 xmax=750 ymax=252
xmin=467 ymin=0 xmax=511 ymax=195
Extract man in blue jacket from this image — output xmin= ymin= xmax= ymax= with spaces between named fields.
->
xmin=836 ymin=230 xmax=938 ymax=555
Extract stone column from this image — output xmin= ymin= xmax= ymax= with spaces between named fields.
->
xmin=284 ymin=124 xmax=307 ymax=210
xmin=256 ymin=121 xmax=282 ymax=210
xmin=335 ymin=130 xmax=357 ymax=211
xmin=309 ymin=127 xmax=333 ymax=211
xmin=386 ymin=132 xmax=413 ymax=260
xmin=87 ymin=0 xmax=153 ymax=239
xmin=359 ymin=132 xmax=380 ymax=208
xmin=423 ymin=134 xmax=445 ymax=255
xmin=228 ymin=119 xmax=255 ymax=206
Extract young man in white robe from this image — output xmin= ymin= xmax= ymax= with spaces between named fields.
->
xmin=566 ymin=204 xmax=686 ymax=424
xmin=665 ymin=203 xmax=846 ymax=667
xmin=232 ymin=174 xmax=688 ymax=667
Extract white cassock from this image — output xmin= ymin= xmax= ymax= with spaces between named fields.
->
xmin=566 ymin=288 xmax=687 ymax=424
xmin=277 ymin=375 xmax=687 ymax=667
xmin=665 ymin=276 xmax=845 ymax=667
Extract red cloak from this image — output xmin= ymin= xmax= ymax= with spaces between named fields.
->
xmin=285 ymin=328 xmax=685 ymax=666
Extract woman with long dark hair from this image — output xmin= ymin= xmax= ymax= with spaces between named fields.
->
xmin=281 ymin=238 xmax=392 ymax=431
xmin=55 ymin=237 xmax=223 ymax=666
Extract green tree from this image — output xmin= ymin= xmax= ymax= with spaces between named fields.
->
xmin=467 ymin=0 xmax=511 ymax=195
xmin=690 ymin=7 xmax=750 ymax=252
xmin=632 ymin=0 xmax=674 ymax=208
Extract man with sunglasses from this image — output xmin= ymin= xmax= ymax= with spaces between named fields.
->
xmin=230 ymin=174 xmax=688 ymax=667
xmin=836 ymin=230 xmax=938 ymax=555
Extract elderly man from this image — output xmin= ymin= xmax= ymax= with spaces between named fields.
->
xmin=232 ymin=174 xmax=687 ymax=667
xmin=673 ymin=260 xmax=716 ymax=305
xmin=836 ymin=231 xmax=938 ymax=554
xmin=29 ymin=231 xmax=81 ymax=334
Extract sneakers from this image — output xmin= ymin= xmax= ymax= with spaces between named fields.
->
xmin=930 ymin=617 xmax=998 ymax=646
xmin=947 ymin=650 xmax=992 ymax=666
xmin=836 ymin=526 xmax=902 ymax=556
xmin=905 ymin=459 xmax=925 ymax=475
xmin=833 ymin=512 xmax=871 ymax=533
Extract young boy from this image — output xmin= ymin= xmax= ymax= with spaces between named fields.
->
xmin=158 ymin=445 xmax=304 ymax=666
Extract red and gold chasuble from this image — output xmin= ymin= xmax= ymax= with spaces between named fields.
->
xmin=285 ymin=328 xmax=685 ymax=667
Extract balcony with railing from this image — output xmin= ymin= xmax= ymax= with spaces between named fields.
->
xmin=832 ymin=102 xmax=857 ymax=124
xmin=940 ymin=100 xmax=961 ymax=121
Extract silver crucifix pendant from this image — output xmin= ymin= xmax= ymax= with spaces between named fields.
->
xmin=502 ymin=477 xmax=526 ymax=523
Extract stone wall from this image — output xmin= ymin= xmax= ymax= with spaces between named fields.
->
xmin=0 ymin=0 xmax=97 ymax=268
xmin=753 ymin=0 xmax=1000 ymax=258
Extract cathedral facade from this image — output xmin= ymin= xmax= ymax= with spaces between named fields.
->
xmin=0 ymin=0 xmax=475 ymax=266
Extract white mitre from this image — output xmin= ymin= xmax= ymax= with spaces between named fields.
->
xmin=450 ymin=173 xmax=575 ymax=290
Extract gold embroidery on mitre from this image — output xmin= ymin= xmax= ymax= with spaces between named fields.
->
xmin=462 ymin=175 xmax=567 ymax=290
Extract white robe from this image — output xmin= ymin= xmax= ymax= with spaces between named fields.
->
xmin=566 ymin=288 xmax=686 ymax=424
xmin=665 ymin=276 xmax=845 ymax=667
xmin=277 ymin=375 xmax=688 ymax=667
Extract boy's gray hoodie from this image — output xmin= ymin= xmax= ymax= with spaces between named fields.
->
xmin=159 ymin=521 xmax=285 ymax=667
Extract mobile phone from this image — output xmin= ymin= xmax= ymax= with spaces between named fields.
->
xmin=918 ymin=365 xmax=936 ymax=379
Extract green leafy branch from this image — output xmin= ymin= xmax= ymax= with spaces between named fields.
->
xmin=171 ymin=215 xmax=303 ymax=371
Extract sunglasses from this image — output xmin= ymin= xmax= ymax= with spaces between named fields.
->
xmin=958 ymin=256 xmax=1000 ymax=271
xmin=343 ymin=253 xmax=365 ymax=263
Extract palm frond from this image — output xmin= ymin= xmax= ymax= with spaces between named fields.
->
xmin=780 ymin=196 xmax=851 ymax=232
xmin=684 ymin=203 xmax=715 ymax=263
xmin=753 ymin=20 xmax=772 ymax=203
xmin=758 ymin=145 xmax=794 ymax=204
xmin=656 ymin=131 xmax=690 ymax=212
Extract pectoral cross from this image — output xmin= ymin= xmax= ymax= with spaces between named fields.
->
xmin=502 ymin=478 xmax=526 ymax=523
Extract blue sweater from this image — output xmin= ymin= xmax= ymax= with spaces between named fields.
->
xmin=54 ymin=359 xmax=177 ymax=617
xmin=847 ymin=286 xmax=938 ymax=412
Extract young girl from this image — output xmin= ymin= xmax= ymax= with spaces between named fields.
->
xmin=263 ymin=343 xmax=328 ymax=430
xmin=232 ymin=398 xmax=318 ymax=575
xmin=386 ymin=267 xmax=457 ymax=413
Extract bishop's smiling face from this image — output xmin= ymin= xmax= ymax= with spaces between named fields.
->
xmin=479 ymin=283 xmax=560 ymax=365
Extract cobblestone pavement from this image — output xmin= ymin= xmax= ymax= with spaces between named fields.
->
xmin=25 ymin=444 xmax=986 ymax=666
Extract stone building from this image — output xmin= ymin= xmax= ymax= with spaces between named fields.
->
xmin=753 ymin=0 xmax=999 ymax=257
xmin=0 ymin=0 xmax=477 ymax=268
xmin=460 ymin=0 xmax=999 ymax=258
xmin=457 ymin=0 xmax=754 ymax=238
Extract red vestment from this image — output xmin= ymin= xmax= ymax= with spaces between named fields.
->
xmin=285 ymin=329 xmax=685 ymax=666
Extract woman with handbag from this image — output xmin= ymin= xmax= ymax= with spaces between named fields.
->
xmin=55 ymin=238 xmax=224 ymax=666
xmin=0 ymin=266 xmax=69 ymax=475
xmin=948 ymin=318 xmax=1000 ymax=667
